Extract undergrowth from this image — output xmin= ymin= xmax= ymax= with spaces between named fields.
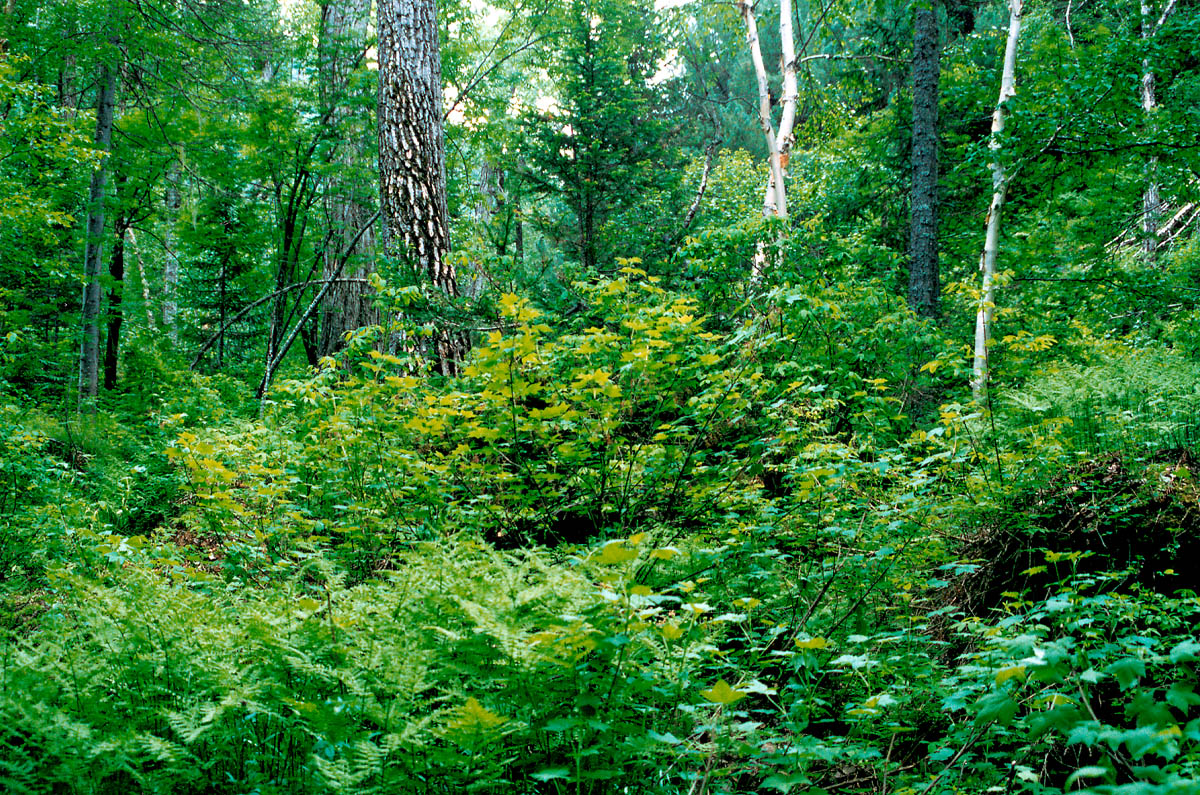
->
xmin=2 ymin=273 xmax=1198 ymax=794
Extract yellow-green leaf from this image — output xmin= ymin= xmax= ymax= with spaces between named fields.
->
xmin=795 ymin=637 xmax=828 ymax=650
xmin=995 ymin=665 xmax=1027 ymax=685
xmin=594 ymin=541 xmax=637 ymax=565
xmin=447 ymin=697 xmax=508 ymax=733
xmin=700 ymin=679 xmax=746 ymax=705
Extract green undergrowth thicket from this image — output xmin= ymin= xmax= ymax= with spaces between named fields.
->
xmin=2 ymin=270 xmax=1199 ymax=795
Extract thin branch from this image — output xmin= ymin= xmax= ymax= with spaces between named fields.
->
xmin=190 ymin=279 xmax=371 ymax=369
xmin=444 ymin=32 xmax=555 ymax=122
xmin=256 ymin=210 xmax=381 ymax=399
xmin=1155 ymin=0 xmax=1178 ymax=31
xmin=663 ymin=141 xmax=718 ymax=248
xmin=797 ymin=52 xmax=904 ymax=64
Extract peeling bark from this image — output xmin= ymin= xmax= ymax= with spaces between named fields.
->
xmin=741 ymin=0 xmax=798 ymax=281
xmin=162 ymin=158 xmax=181 ymax=341
xmin=104 ymin=218 xmax=128 ymax=391
xmin=1139 ymin=0 xmax=1176 ymax=264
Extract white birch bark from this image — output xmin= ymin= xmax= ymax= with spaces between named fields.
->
xmin=162 ymin=157 xmax=181 ymax=341
xmin=1139 ymin=0 xmax=1176 ymax=263
xmin=740 ymin=0 xmax=798 ymax=281
xmin=128 ymin=230 xmax=156 ymax=329
xmin=971 ymin=0 xmax=1023 ymax=402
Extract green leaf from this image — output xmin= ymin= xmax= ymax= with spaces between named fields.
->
xmin=995 ymin=665 xmax=1026 ymax=685
xmin=593 ymin=541 xmax=637 ymax=565
xmin=647 ymin=730 xmax=680 ymax=745
xmin=761 ymin=773 xmax=823 ymax=793
xmin=1105 ymin=657 xmax=1146 ymax=691
xmin=1166 ymin=682 xmax=1200 ymax=712
xmin=1169 ymin=640 xmax=1200 ymax=663
xmin=1065 ymin=766 xmax=1110 ymax=787
xmin=974 ymin=691 xmax=1018 ymax=726
xmin=700 ymin=679 xmax=747 ymax=705
xmin=531 ymin=767 xmax=571 ymax=782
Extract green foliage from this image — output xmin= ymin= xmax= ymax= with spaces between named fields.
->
xmin=0 ymin=54 xmax=95 ymax=397
xmin=519 ymin=0 xmax=682 ymax=272
xmin=1000 ymin=345 xmax=1200 ymax=457
xmin=5 ymin=0 xmax=1200 ymax=793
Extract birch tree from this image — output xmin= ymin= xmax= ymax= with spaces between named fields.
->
xmin=1139 ymin=0 xmax=1176 ymax=263
xmin=971 ymin=0 xmax=1022 ymax=402
xmin=739 ymin=0 xmax=797 ymax=279
xmin=377 ymin=0 xmax=466 ymax=375
xmin=162 ymin=158 xmax=181 ymax=342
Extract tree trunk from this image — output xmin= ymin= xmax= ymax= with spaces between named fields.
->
xmin=377 ymin=0 xmax=466 ymax=376
xmin=908 ymin=2 xmax=940 ymax=318
xmin=218 ymin=250 xmax=228 ymax=369
xmin=971 ymin=0 xmax=1022 ymax=402
xmin=162 ymin=158 xmax=181 ymax=341
xmin=79 ymin=63 xmax=117 ymax=410
xmin=1139 ymin=0 xmax=1176 ymax=263
xmin=104 ymin=219 xmax=128 ymax=391
xmin=741 ymin=0 xmax=798 ymax=281
xmin=318 ymin=0 xmax=377 ymax=358
xmin=1 ymin=0 xmax=13 ymax=55
xmin=515 ymin=201 xmax=524 ymax=263
xmin=129 ymin=230 xmax=157 ymax=329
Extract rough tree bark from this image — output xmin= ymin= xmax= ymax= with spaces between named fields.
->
xmin=971 ymin=0 xmax=1023 ymax=402
xmin=79 ymin=63 xmax=117 ymax=409
xmin=908 ymin=1 xmax=940 ymax=318
xmin=377 ymin=0 xmax=466 ymax=376
xmin=317 ymin=0 xmax=377 ymax=357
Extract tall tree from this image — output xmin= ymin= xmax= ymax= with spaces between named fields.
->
xmin=79 ymin=60 xmax=117 ymax=409
xmin=741 ymin=0 xmax=797 ymax=222
xmin=907 ymin=0 xmax=940 ymax=317
xmin=1139 ymin=0 xmax=1176 ymax=263
xmin=377 ymin=0 xmax=465 ymax=375
xmin=971 ymin=0 xmax=1023 ymax=401
xmin=521 ymin=0 xmax=672 ymax=273
xmin=317 ymin=0 xmax=377 ymax=358
xmin=162 ymin=158 xmax=181 ymax=342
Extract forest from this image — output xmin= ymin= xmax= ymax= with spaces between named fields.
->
xmin=1 ymin=0 xmax=1199 ymax=792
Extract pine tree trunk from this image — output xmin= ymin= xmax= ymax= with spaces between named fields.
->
xmin=377 ymin=0 xmax=466 ymax=375
xmin=971 ymin=0 xmax=1022 ymax=402
xmin=79 ymin=63 xmax=117 ymax=409
xmin=318 ymin=0 xmax=377 ymax=358
xmin=908 ymin=2 xmax=940 ymax=318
